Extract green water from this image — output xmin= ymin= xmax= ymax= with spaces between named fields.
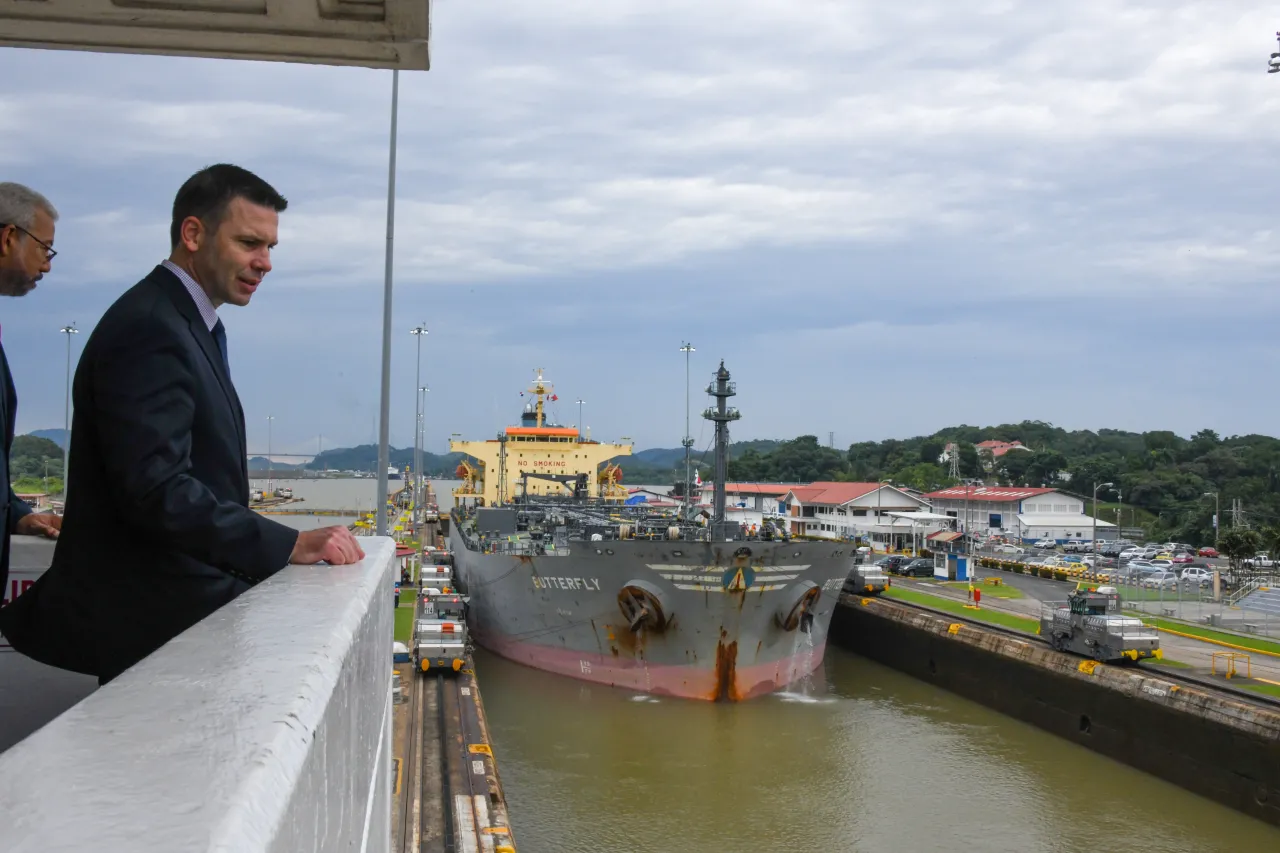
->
xmin=475 ymin=645 xmax=1280 ymax=853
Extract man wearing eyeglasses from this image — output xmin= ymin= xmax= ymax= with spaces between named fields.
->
xmin=0 ymin=182 xmax=63 ymax=607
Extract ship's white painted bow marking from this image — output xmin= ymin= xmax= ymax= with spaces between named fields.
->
xmin=644 ymin=565 xmax=811 ymax=593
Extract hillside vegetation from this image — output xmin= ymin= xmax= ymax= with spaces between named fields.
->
xmin=726 ymin=423 xmax=1280 ymax=545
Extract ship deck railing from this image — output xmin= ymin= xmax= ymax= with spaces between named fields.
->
xmin=0 ymin=538 xmax=399 ymax=852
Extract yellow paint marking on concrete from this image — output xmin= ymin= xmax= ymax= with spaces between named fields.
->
xmin=947 ymin=623 xmax=962 ymax=635
xmin=1078 ymin=660 xmax=1101 ymax=675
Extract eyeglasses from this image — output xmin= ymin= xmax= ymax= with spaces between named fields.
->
xmin=0 ymin=223 xmax=57 ymax=261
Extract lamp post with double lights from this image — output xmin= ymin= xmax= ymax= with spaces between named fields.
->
xmin=679 ymin=343 xmax=695 ymax=513
xmin=575 ymin=398 xmax=585 ymax=434
xmin=59 ymin=323 xmax=79 ymax=496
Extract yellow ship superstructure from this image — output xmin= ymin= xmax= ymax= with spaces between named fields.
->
xmin=451 ymin=369 xmax=632 ymax=506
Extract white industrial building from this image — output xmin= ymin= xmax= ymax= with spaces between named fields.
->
xmin=779 ymin=482 xmax=951 ymax=548
xmin=923 ymin=486 xmax=1115 ymax=543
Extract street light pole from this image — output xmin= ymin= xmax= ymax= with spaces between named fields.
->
xmin=679 ymin=343 xmax=695 ymax=514
xmin=266 ymin=415 xmax=275 ymax=494
xmin=1204 ymin=491 xmax=1219 ymax=547
xmin=419 ymin=385 xmax=428 ymax=510
xmin=410 ymin=324 xmax=427 ymax=530
xmin=59 ymin=323 xmax=79 ymax=496
xmin=375 ymin=68 xmax=401 ymax=538
xmin=1093 ymin=481 xmax=1113 ymax=559
xmin=575 ymin=398 xmax=585 ymax=433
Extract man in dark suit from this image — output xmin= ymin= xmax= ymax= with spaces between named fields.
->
xmin=0 ymin=182 xmax=64 ymax=605
xmin=0 ymin=165 xmax=364 ymax=683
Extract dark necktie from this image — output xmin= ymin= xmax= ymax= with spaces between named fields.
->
xmin=211 ymin=319 xmax=230 ymax=377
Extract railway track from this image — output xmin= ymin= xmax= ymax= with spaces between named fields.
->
xmin=866 ymin=594 xmax=1280 ymax=712
xmin=398 ymin=665 xmax=515 ymax=853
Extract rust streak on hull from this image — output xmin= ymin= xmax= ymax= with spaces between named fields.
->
xmin=713 ymin=638 xmax=740 ymax=702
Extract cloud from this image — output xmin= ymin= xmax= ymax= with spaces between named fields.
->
xmin=2 ymin=1 xmax=1279 ymax=452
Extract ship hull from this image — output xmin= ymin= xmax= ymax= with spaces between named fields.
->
xmin=449 ymin=523 xmax=851 ymax=701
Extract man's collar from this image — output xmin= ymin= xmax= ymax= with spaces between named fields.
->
xmin=161 ymin=259 xmax=218 ymax=331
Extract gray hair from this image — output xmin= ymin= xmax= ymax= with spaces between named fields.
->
xmin=0 ymin=182 xmax=58 ymax=231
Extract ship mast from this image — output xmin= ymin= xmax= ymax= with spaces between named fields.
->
xmin=528 ymin=368 xmax=553 ymax=428
xmin=702 ymin=361 xmax=740 ymax=531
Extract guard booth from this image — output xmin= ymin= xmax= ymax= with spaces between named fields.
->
xmin=934 ymin=553 xmax=970 ymax=581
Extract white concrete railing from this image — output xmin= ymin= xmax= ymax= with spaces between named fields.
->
xmin=0 ymin=536 xmax=397 ymax=853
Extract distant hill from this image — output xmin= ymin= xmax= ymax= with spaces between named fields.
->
xmin=248 ymin=456 xmax=302 ymax=472
xmin=28 ymin=428 xmax=69 ymax=450
xmin=633 ymin=440 xmax=783 ymax=470
xmin=308 ymin=444 xmax=463 ymax=476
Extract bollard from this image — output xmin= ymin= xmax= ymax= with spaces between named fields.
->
xmin=973 ymin=588 xmax=982 ymax=607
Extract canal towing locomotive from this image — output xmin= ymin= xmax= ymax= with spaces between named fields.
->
xmin=1039 ymin=585 xmax=1161 ymax=662
xmin=413 ymin=588 xmax=470 ymax=673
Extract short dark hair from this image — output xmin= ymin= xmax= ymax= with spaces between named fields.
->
xmin=170 ymin=164 xmax=288 ymax=248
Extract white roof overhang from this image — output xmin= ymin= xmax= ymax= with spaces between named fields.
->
xmin=0 ymin=0 xmax=430 ymax=69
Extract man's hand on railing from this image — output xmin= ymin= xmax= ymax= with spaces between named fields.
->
xmin=290 ymin=526 xmax=366 ymax=566
xmin=15 ymin=512 xmax=61 ymax=539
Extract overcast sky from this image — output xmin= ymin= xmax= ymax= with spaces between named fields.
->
xmin=2 ymin=1 xmax=1278 ymax=459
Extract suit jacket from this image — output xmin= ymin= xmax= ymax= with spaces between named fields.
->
xmin=0 ymin=265 xmax=298 ymax=682
xmin=1 ymin=341 xmax=34 ymax=606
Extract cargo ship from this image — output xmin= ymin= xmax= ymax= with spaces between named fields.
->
xmin=448 ymin=365 xmax=853 ymax=701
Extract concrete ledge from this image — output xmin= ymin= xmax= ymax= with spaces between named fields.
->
xmin=832 ymin=594 xmax=1280 ymax=826
xmin=0 ymin=537 xmax=396 ymax=853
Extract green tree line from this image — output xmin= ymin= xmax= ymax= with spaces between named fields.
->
xmin=723 ymin=423 xmax=1280 ymax=546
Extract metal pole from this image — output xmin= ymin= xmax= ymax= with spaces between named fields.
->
xmin=419 ymin=385 xmax=428 ymax=508
xmin=410 ymin=324 xmax=426 ymax=532
xmin=266 ymin=415 xmax=274 ymax=493
xmin=680 ymin=343 xmax=695 ymax=514
xmin=376 ymin=68 xmax=400 ymax=537
xmin=59 ymin=323 xmax=78 ymax=496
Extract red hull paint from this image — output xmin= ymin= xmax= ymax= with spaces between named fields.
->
xmin=480 ymin=632 xmax=826 ymax=701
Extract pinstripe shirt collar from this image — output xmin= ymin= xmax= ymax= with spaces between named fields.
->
xmin=161 ymin=259 xmax=219 ymax=331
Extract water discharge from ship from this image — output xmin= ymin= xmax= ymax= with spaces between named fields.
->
xmin=781 ymin=629 xmax=818 ymax=701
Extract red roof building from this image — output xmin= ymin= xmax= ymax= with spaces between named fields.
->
xmin=780 ymin=481 xmax=942 ymax=545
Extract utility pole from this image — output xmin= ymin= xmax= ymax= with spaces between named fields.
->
xmin=575 ymin=398 xmax=585 ymax=431
xmin=59 ymin=323 xmax=79 ymax=497
xmin=679 ymin=342 xmax=695 ymax=514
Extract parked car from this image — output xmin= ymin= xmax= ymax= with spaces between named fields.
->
xmin=993 ymin=544 xmax=1025 ymax=555
xmin=1243 ymin=553 xmax=1276 ymax=569
xmin=876 ymin=556 xmax=911 ymax=573
xmin=897 ymin=558 xmax=935 ymax=578
xmin=1033 ymin=539 xmax=1058 ymax=549
xmin=1179 ymin=566 xmax=1214 ymax=587
xmin=1198 ymin=546 xmax=1220 ymax=558
xmin=1062 ymin=539 xmax=1089 ymax=553
xmin=1169 ymin=553 xmax=1195 ymax=564
xmin=1140 ymin=570 xmax=1180 ymax=590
